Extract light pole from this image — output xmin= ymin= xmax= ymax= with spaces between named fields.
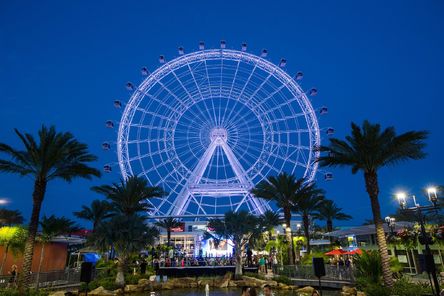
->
xmin=384 ymin=216 xmax=397 ymax=257
xmin=396 ymin=187 xmax=440 ymax=296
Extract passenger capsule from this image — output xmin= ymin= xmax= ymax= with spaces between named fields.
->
xmin=326 ymin=127 xmax=335 ymax=135
xmin=324 ymin=173 xmax=333 ymax=181
xmin=220 ymin=40 xmax=226 ymax=49
xmin=199 ymin=41 xmax=205 ymax=50
xmin=105 ymin=120 xmax=114 ymax=128
xmin=279 ymin=59 xmax=287 ymax=67
xmin=103 ymin=164 xmax=112 ymax=173
xmin=309 ymin=88 xmax=318 ymax=96
xmin=141 ymin=67 xmax=149 ymax=76
xmin=261 ymin=49 xmax=268 ymax=58
xmin=126 ymin=82 xmax=134 ymax=91
xmin=159 ymin=55 xmax=165 ymax=63
xmin=241 ymin=43 xmax=247 ymax=52
xmin=102 ymin=142 xmax=111 ymax=150
xmin=113 ymin=100 xmax=122 ymax=108
xmin=178 ymin=47 xmax=185 ymax=55
xmin=295 ymin=71 xmax=304 ymax=80
xmin=319 ymin=106 xmax=328 ymax=115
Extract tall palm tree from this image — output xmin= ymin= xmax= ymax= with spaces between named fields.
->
xmin=0 ymin=209 xmax=24 ymax=226
xmin=293 ymin=187 xmax=325 ymax=254
xmin=251 ymin=173 xmax=315 ymax=264
xmin=89 ymin=214 xmax=158 ymax=287
xmin=0 ymin=125 xmax=100 ymax=288
xmin=155 ymin=217 xmax=182 ymax=247
xmin=313 ymin=199 xmax=352 ymax=233
xmin=317 ymin=120 xmax=428 ymax=287
xmin=73 ymin=199 xmax=114 ymax=231
xmin=36 ymin=215 xmax=79 ymax=286
xmin=259 ymin=210 xmax=281 ymax=241
xmin=91 ymin=176 xmax=166 ymax=217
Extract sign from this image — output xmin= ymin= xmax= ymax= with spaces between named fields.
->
xmin=171 ymin=223 xmax=185 ymax=232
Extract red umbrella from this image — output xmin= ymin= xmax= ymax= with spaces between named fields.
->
xmin=344 ymin=248 xmax=363 ymax=255
xmin=325 ymin=249 xmax=346 ymax=256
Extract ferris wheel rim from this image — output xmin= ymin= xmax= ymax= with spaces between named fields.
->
xmin=118 ymin=48 xmax=320 ymax=181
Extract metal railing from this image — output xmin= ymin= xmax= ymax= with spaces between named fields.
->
xmin=276 ymin=265 xmax=355 ymax=282
xmin=0 ymin=268 xmax=81 ymax=289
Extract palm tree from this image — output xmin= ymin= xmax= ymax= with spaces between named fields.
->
xmin=205 ymin=211 xmax=259 ymax=279
xmin=0 ymin=209 xmax=24 ymax=226
xmin=251 ymin=173 xmax=299 ymax=264
xmin=294 ymin=190 xmax=325 ymax=254
xmin=36 ymin=215 xmax=79 ymax=286
xmin=74 ymin=199 xmax=114 ymax=231
xmin=317 ymin=120 xmax=428 ymax=287
xmin=313 ymin=200 xmax=352 ymax=233
xmin=88 ymin=214 xmax=158 ymax=287
xmin=154 ymin=217 xmax=182 ymax=246
xmin=0 ymin=125 xmax=101 ymax=288
xmin=91 ymin=176 xmax=166 ymax=217
xmin=252 ymin=173 xmax=322 ymax=264
xmin=0 ymin=226 xmax=27 ymax=274
xmin=259 ymin=210 xmax=281 ymax=241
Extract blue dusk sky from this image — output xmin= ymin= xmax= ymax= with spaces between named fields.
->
xmin=0 ymin=1 xmax=443 ymax=227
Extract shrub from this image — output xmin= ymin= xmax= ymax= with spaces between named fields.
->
xmin=273 ymin=275 xmax=292 ymax=285
xmin=392 ymin=276 xmax=432 ymax=296
xmin=0 ymin=289 xmax=49 ymax=296
xmin=354 ymin=250 xmax=382 ymax=284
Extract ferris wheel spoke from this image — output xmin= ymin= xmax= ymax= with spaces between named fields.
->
xmin=222 ymin=65 xmax=258 ymax=126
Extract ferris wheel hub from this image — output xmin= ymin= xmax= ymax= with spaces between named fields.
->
xmin=210 ymin=127 xmax=228 ymax=144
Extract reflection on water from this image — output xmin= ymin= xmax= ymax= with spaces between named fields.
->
xmin=134 ymin=288 xmax=339 ymax=295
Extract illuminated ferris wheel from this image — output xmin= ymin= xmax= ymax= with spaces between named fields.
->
xmin=112 ymin=41 xmax=324 ymax=217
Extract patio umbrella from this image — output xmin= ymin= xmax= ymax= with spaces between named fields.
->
xmin=344 ymin=248 xmax=363 ymax=255
xmin=325 ymin=249 xmax=346 ymax=256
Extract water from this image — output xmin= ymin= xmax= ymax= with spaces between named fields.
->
xmin=133 ymin=288 xmax=340 ymax=295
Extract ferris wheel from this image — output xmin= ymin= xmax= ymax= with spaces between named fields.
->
xmin=111 ymin=41 xmax=324 ymax=217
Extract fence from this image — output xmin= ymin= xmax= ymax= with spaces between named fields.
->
xmin=0 ymin=268 xmax=81 ymax=289
xmin=276 ymin=264 xmax=355 ymax=282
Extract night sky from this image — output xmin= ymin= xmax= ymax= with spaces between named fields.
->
xmin=1 ymin=1 xmax=443 ymax=227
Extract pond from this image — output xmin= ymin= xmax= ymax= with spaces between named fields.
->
xmin=133 ymin=288 xmax=340 ymax=295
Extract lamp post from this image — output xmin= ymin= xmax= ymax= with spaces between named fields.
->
xmin=384 ymin=216 xmax=397 ymax=257
xmin=396 ymin=187 xmax=440 ymax=296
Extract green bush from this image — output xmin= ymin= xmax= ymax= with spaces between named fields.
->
xmin=273 ymin=275 xmax=292 ymax=285
xmin=392 ymin=276 xmax=432 ymax=296
xmin=362 ymin=283 xmax=391 ymax=296
xmin=301 ymin=252 xmax=328 ymax=265
xmin=0 ymin=288 xmax=49 ymax=296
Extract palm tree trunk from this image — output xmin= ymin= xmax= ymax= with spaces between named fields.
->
xmin=327 ymin=220 xmax=333 ymax=243
xmin=364 ymin=171 xmax=394 ymax=288
xmin=303 ymin=214 xmax=311 ymax=254
xmin=283 ymin=207 xmax=294 ymax=265
xmin=18 ymin=178 xmax=47 ymax=290
xmin=0 ymin=244 xmax=9 ymax=275
xmin=35 ymin=243 xmax=45 ymax=289
xmin=234 ymin=242 xmax=243 ymax=279
xmin=167 ymin=230 xmax=171 ymax=247
xmin=115 ymin=256 xmax=126 ymax=288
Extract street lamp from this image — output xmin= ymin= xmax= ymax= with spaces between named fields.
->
xmin=396 ymin=189 xmax=441 ymax=296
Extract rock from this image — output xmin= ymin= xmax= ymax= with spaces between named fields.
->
xmin=49 ymin=292 xmax=67 ymax=296
xmin=228 ymin=280 xmax=237 ymax=287
xmin=357 ymin=292 xmax=366 ymax=296
xmin=217 ymin=272 xmax=232 ymax=288
xmin=124 ymin=284 xmax=142 ymax=293
xmin=138 ymin=278 xmax=150 ymax=286
xmin=296 ymin=286 xmax=315 ymax=295
xmin=342 ymin=286 xmax=357 ymax=295
xmin=89 ymin=286 xmax=117 ymax=296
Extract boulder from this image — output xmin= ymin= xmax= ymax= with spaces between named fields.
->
xmin=217 ymin=272 xmax=232 ymax=288
xmin=342 ymin=286 xmax=357 ymax=295
xmin=138 ymin=278 xmax=150 ymax=286
xmin=89 ymin=286 xmax=117 ymax=296
xmin=124 ymin=284 xmax=142 ymax=293
xmin=49 ymin=292 xmax=67 ymax=296
xmin=296 ymin=286 xmax=315 ymax=295
xmin=357 ymin=292 xmax=366 ymax=296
